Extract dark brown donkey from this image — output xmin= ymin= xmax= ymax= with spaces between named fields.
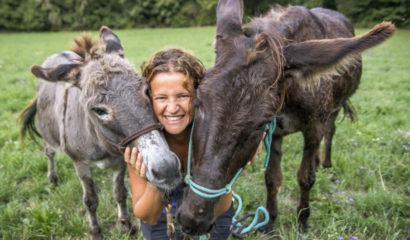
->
xmin=20 ymin=27 xmax=181 ymax=239
xmin=176 ymin=0 xmax=395 ymax=235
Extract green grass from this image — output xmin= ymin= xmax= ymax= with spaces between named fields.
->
xmin=0 ymin=26 xmax=409 ymax=240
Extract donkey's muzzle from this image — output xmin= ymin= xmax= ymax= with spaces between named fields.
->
xmin=137 ymin=130 xmax=182 ymax=191
xmin=176 ymin=195 xmax=215 ymax=236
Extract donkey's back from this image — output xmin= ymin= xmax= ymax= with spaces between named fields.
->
xmin=262 ymin=6 xmax=354 ymax=40
xmin=36 ymin=52 xmax=83 ymax=152
xmin=259 ymin=6 xmax=362 ymax=154
xmin=257 ymin=6 xmax=364 ymax=232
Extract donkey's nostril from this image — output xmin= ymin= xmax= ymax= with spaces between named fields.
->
xmin=151 ymin=169 xmax=161 ymax=179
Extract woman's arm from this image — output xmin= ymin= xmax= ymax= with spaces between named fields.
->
xmin=125 ymin=147 xmax=165 ymax=225
xmin=215 ymin=192 xmax=233 ymax=217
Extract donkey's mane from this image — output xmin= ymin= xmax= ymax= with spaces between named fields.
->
xmin=71 ymin=33 xmax=138 ymax=99
xmin=71 ymin=34 xmax=99 ymax=59
xmin=247 ymin=5 xmax=362 ymax=93
xmin=242 ymin=21 xmax=286 ymax=114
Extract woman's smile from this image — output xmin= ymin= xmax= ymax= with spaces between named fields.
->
xmin=150 ymin=71 xmax=194 ymax=136
xmin=164 ymin=115 xmax=184 ymax=122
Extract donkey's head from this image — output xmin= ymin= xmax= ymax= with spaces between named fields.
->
xmin=31 ymin=27 xmax=181 ymax=190
xmin=177 ymin=0 xmax=395 ymax=235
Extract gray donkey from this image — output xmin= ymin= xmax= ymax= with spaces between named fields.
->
xmin=20 ymin=27 xmax=181 ymax=239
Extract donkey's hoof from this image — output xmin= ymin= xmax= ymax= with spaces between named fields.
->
xmin=322 ymin=161 xmax=332 ymax=168
xmin=91 ymin=235 xmax=103 ymax=240
xmin=48 ymin=174 xmax=59 ymax=186
xmin=118 ymin=219 xmax=138 ymax=235
xmin=129 ymin=225 xmax=138 ymax=236
xmin=89 ymin=226 xmax=102 ymax=240
xmin=298 ymin=222 xmax=309 ymax=233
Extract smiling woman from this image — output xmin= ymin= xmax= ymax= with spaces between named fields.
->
xmin=150 ymin=71 xmax=194 ymax=136
xmin=124 ymin=48 xmax=235 ymax=240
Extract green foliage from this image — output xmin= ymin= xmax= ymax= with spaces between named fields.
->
xmin=338 ymin=0 xmax=410 ymax=28
xmin=0 ymin=0 xmax=217 ymax=31
xmin=1 ymin=0 xmax=409 ymax=31
xmin=0 ymin=0 xmax=49 ymax=31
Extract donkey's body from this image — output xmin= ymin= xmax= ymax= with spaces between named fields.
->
xmin=37 ymin=53 xmax=113 ymax=161
xmin=177 ymin=1 xmax=395 ymax=236
xmin=21 ymin=28 xmax=181 ymax=239
xmin=254 ymin=6 xmax=361 ymax=164
xmin=250 ymin=6 xmax=363 ymax=232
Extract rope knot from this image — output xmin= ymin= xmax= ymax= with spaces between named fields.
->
xmin=184 ymin=175 xmax=191 ymax=184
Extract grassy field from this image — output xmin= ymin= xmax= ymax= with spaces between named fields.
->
xmin=0 ymin=26 xmax=409 ymax=240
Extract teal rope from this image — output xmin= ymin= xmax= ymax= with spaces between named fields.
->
xmin=263 ymin=118 xmax=276 ymax=168
xmin=185 ymin=121 xmax=245 ymax=198
xmin=232 ymin=192 xmax=243 ymax=220
xmin=185 ymin=168 xmax=244 ymax=198
xmin=231 ymin=192 xmax=270 ymax=235
xmin=199 ymin=235 xmax=208 ymax=240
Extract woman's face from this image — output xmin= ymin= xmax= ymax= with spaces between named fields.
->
xmin=150 ymin=72 xmax=194 ymax=136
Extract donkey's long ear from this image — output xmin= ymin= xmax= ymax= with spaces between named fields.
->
xmin=31 ymin=64 xmax=81 ymax=86
xmin=216 ymin=0 xmax=244 ymax=36
xmin=100 ymin=26 xmax=124 ymax=57
xmin=284 ymin=22 xmax=395 ymax=83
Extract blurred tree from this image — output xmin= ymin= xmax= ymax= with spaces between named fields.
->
xmin=322 ymin=0 xmax=337 ymax=10
xmin=338 ymin=0 xmax=409 ymax=27
xmin=0 ymin=0 xmax=408 ymax=31
xmin=0 ymin=0 xmax=49 ymax=31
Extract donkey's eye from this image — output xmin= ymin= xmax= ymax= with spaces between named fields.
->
xmin=256 ymin=124 xmax=265 ymax=131
xmin=91 ymin=107 xmax=108 ymax=116
xmin=255 ymin=122 xmax=269 ymax=131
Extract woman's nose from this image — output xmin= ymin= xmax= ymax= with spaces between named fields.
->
xmin=166 ymin=99 xmax=180 ymax=113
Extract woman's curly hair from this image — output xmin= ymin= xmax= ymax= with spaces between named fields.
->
xmin=141 ymin=48 xmax=205 ymax=92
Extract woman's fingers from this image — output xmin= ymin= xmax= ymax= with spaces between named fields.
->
xmin=140 ymin=161 xmax=147 ymax=179
xmin=125 ymin=147 xmax=147 ymax=180
xmin=136 ymin=152 xmax=148 ymax=179
xmin=130 ymin=147 xmax=138 ymax=168
xmin=124 ymin=147 xmax=131 ymax=163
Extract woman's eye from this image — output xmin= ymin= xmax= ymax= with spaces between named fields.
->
xmin=154 ymin=96 xmax=167 ymax=101
xmin=177 ymin=94 xmax=191 ymax=99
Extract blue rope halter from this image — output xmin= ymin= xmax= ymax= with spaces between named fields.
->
xmin=184 ymin=118 xmax=277 ymax=236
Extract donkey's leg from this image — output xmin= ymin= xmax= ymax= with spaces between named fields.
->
xmin=297 ymin=125 xmax=323 ymax=232
xmin=112 ymin=160 xmax=137 ymax=235
xmin=45 ymin=144 xmax=58 ymax=186
xmin=322 ymin=111 xmax=339 ymax=168
xmin=262 ymin=135 xmax=283 ymax=233
xmin=73 ymin=161 xmax=102 ymax=240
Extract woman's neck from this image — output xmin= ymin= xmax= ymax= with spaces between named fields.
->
xmin=165 ymin=127 xmax=191 ymax=174
xmin=165 ymin=128 xmax=190 ymax=146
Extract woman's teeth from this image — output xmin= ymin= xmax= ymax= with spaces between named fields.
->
xmin=165 ymin=116 xmax=183 ymax=121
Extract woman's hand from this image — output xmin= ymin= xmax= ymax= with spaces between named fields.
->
xmin=125 ymin=147 xmax=165 ymax=224
xmin=124 ymin=147 xmax=147 ymax=179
